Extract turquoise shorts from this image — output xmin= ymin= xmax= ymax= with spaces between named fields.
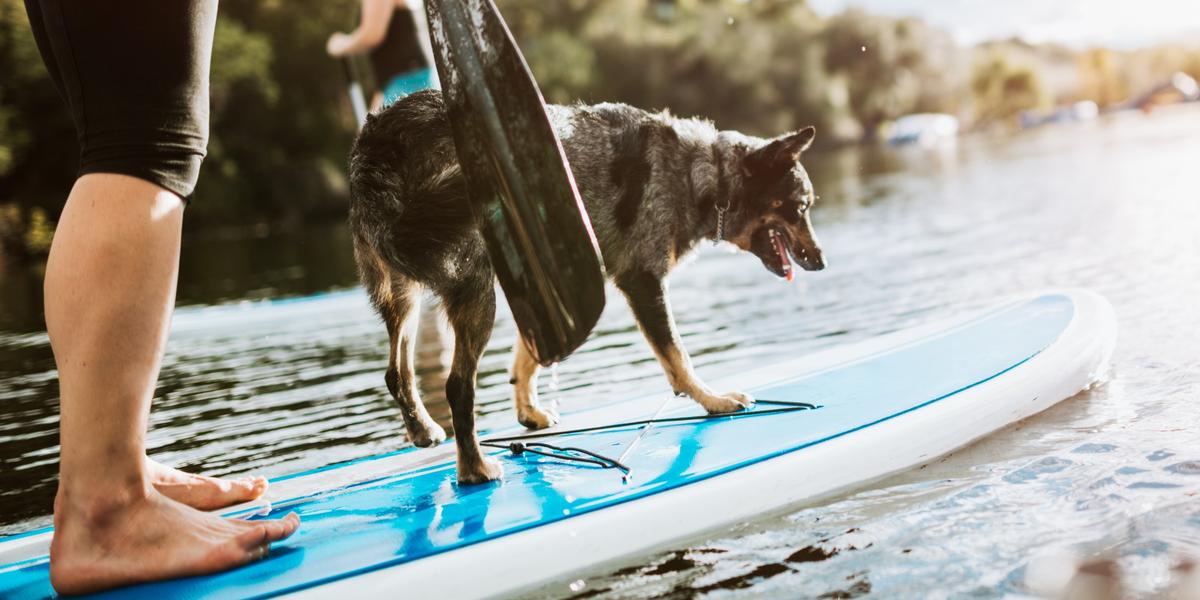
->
xmin=382 ymin=67 xmax=436 ymax=106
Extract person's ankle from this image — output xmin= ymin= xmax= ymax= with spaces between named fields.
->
xmin=54 ymin=476 xmax=154 ymax=529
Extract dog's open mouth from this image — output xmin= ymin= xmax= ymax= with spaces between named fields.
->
xmin=756 ymin=226 xmax=823 ymax=279
xmin=767 ymin=227 xmax=794 ymax=282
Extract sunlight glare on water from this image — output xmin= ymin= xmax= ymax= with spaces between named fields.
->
xmin=528 ymin=107 xmax=1200 ymax=598
xmin=1 ymin=106 xmax=1199 ymax=598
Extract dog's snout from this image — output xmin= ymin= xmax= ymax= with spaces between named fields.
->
xmin=797 ymin=242 xmax=825 ymax=271
xmin=810 ymin=254 xmax=825 ymax=271
xmin=793 ymin=213 xmax=824 ymax=272
xmin=807 ymin=251 xmax=826 ymax=271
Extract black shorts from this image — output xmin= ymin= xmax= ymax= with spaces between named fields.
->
xmin=24 ymin=0 xmax=218 ymax=200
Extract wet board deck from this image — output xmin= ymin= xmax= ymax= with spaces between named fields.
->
xmin=0 ymin=290 xmax=1116 ymax=599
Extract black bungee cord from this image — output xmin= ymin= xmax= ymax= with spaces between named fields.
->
xmin=479 ymin=399 xmax=819 ymax=477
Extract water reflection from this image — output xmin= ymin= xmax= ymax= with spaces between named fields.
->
xmin=2 ymin=106 xmax=1200 ymax=597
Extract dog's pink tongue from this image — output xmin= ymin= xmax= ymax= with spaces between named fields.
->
xmin=772 ymin=228 xmax=794 ymax=282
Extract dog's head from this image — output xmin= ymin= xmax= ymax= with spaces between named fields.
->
xmin=725 ymin=127 xmax=824 ymax=280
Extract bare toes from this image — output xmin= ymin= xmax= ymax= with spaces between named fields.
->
xmin=152 ymin=467 xmax=268 ymax=510
xmin=49 ymin=493 xmax=301 ymax=594
xmin=219 ymin=476 xmax=268 ymax=502
xmin=235 ymin=512 xmax=300 ymax=551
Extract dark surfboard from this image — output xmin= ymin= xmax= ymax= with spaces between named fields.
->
xmin=424 ymin=0 xmax=606 ymax=365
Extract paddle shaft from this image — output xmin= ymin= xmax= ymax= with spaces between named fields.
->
xmin=342 ymin=57 xmax=369 ymax=130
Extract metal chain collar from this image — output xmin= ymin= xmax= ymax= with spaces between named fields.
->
xmin=714 ymin=198 xmax=730 ymax=244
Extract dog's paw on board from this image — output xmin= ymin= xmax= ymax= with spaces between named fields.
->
xmin=518 ymin=404 xmax=560 ymax=430
xmin=457 ymin=455 xmax=504 ymax=485
xmin=696 ymin=391 xmax=756 ymax=414
xmin=406 ymin=419 xmax=447 ymax=448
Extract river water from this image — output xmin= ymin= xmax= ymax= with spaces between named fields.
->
xmin=1 ymin=106 xmax=1198 ymax=598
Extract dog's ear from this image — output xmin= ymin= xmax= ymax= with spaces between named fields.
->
xmin=744 ymin=127 xmax=816 ymax=176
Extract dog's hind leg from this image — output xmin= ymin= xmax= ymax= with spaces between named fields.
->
xmin=357 ymin=245 xmax=444 ymax=445
xmin=382 ymin=283 xmax=447 ymax=448
xmin=440 ymin=276 xmax=503 ymax=485
xmin=510 ymin=336 xmax=559 ymax=430
xmin=615 ymin=269 xmax=754 ymax=414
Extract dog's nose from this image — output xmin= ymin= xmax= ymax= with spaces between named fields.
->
xmin=807 ymin=250 xmax=825 ymax=271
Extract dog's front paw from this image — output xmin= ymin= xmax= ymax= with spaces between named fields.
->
xmin=517 ymin=404 xmax=559 ymax=430
xmin=697 ymin=390 xmax=756 ymax=414
xmin=407 ymin=418 xmax=447 ymax=448
xmin=457 ymin=455 xmax=504 ymax=485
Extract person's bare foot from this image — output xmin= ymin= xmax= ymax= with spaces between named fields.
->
xmin=146 ymin=458 xmax=268 ymax=510
xmin=49 ymin=487 xmax=300 ymax=595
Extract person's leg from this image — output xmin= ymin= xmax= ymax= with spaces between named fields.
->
xmin=28 ymin=2 xmax=300 ymax=590
xmin=45 ymin=174 xmax=299 ymax=595
xmin=23 ymin=0 xmax=274 ymax=510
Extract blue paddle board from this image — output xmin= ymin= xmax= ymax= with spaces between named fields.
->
xmin=0 ymin=290 xmax=1116 ymax=599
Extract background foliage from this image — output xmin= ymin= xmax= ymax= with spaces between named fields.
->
xmin=1 ymin=0 xmax=1198 ymax=258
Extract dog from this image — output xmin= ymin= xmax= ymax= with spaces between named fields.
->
xmin=348 ymin=89 xmax=825 ymax=484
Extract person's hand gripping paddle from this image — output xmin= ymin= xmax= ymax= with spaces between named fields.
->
xmin=424 ymin=0 xmax=606 ymax=365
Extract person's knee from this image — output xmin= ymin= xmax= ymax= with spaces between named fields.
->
xmin=31 ymin=0 xmax=217 ymax=201
xmin=78 ymin=128 xmax=208 ymax=201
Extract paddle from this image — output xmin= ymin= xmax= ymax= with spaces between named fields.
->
xmin=342 ymin=57 xmax=369 ymax=129
xmin=424 ymin=0 xmax=607 ymax=366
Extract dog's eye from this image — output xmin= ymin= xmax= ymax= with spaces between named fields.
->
xmin=799 ymin=194 xmax=817 ymax=213
xmin=771 ymin=199 xmax=783 ymax=209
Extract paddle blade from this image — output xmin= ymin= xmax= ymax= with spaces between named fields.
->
xmin=425 ymin=0 xmax=606 ymax=365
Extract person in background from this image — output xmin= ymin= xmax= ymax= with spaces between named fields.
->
xmin=327 ymin=0 xmax=436 ymax=111
xmin=23 ymin=0 xmax=299 ymax=593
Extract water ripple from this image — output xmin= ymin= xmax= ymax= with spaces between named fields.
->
xmin=2 ymin=107 xmax=1200 ymax=597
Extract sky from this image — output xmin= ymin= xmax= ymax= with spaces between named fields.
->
xmin=805 ymin=0 xmax=1200 ymax=49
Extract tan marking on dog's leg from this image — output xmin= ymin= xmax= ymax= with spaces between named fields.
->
xmin=370 ymin=252 xmax=394 ymax=306
xmin=616 ymin=270 xmax=754 ymax=416
xmin=386 ymin=292 xmax=446 ymax=448
xmin=510 ymin=336 xmax=558 ymax=430
xmin=652 ymin=343 xmax=754 ymax=415
xmin=435 ymin=306 xmax=454 ymax=370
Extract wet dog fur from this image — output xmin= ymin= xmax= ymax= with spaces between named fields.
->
xmin=349 ymin=89 xmax=824 ymax=484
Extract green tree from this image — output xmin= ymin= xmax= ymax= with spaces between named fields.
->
xmin=970 ymin=51 xmax=1049 ymax=124
xmin=0 ymin=0 xmax=75 ymax=258
xmin=190 ymin=0 xmax=360 ymax=227
xmin=823 ymin=9 xmax=961 ymax=139
xmin=1077 ymin=48 xmax=1127 ymax=107
xmin=520 ymin=0 xmax=830 ymax=137
xmin=0 ymin=0 xmax=364 ymax=252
